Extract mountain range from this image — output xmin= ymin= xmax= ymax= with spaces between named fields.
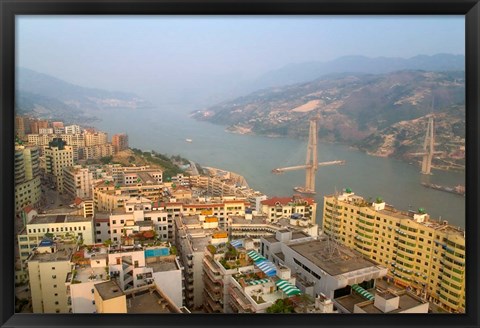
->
xmin=16 ymin=67 xmax=150 ymax=123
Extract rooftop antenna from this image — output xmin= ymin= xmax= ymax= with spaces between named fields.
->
xmin=325 ymin=187 xmax=342 ymax=260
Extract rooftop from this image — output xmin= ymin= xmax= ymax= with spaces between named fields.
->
xmin=289 ymin=239 xmax=378 ymax=276
xmin=261 ymin=196 xmax=315 ymax=207
xmin=126 ymin=286 xmax=180 ymax=313
xmin=355 ymin=292 xmax=427 ymax=313
xmin=28 ymin=214 xmax=91 ymax=225
xmin=147 ymin=256 xmax=180 ymax=272
xmin=95 ymin=280 xmax=125 ymax=301
xmin=28 ymin=242 xmax=76 ymax=262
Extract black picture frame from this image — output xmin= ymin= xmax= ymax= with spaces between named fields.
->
xmin=1 ymin=1 xmax=479 ymax=328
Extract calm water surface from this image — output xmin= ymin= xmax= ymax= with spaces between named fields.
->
xmin=92 ymin=106 xmax=465 ymax=229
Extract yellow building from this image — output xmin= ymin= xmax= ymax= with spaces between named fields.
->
xmin=85 ymin=131 xmax=108 ymax=147
xmin=322 ymin=190 xmax=465 ymax=313
xmin=93 ymin=280 xmax=127 ymax=313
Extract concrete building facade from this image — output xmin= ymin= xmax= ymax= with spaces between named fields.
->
xmin=322 ymin=190 xmax=465 ymax=313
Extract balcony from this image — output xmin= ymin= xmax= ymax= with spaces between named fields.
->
xmin=204 ymin=277 xmax=222 ymax=295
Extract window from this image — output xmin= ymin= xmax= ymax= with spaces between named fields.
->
xmin=52 ymin=275 xmax=57 ymax=279
xmin=53 ymin=285 xmax=57 ymax=288
xmin=52 ymin=267 xmax=55 ymax=270
xmin=54 ymin=293 xmax=58 ymax=296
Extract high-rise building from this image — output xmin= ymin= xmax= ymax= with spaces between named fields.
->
xmin=64 ymin=124 xmax=82 ymax=134
xmin=44 ymin=138 xmax=74 ymax=193
xmin=112 ymin=133 xmax=129 ymax=153
xmin=322 ymin=190 xmax=465 ymax=313
xmin=15 ymin=116 xmax=26 ymax=138
xmin=85 ymin=131 xmax=108 ymax=147
xmin=14 ymin=145 xmax=42 ymax=213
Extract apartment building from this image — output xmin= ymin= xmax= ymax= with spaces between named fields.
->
xmin=85 ymin=131 xmax=108 ymax=147
xmin=112 ymin=133 xmax=129 ymax=153
xmin=44 ymin=138 xmax=74 ymax=193
xmin=93 ymin=174 xmax=164 ymax=211
xmin=15 ymin=115 xmax=27 ymax=138
xmin=228 ymin=214 xmax=319 ymax=241
xmin=63 ymin=165 xmax=94 ymax=199
xmin=322 ymin=190 xmax=465 ymax=313
xmin=66 ymin=242 xmax=183 ymax=312
xmin=65 ymin=124 xmax=82 ymax=134
xmin=203 ymin=238 xmax=323 ymax=314
xmin=17 ymin=214 xmax=94 ymax=263
xmin=26 ymin=240 xmax=77 ymax=313
xmin=14 ymin=145 xmax=42 ymax=213
xmin=83 ymin=143 xmax=114 ymax=160
xmin=174 ymin=214 xmax=229 ymax=309
xmin=108 ymin=197 xmax=171 ymax=244
xmin=260 ymin=195 xmax=317 ymax=225
xmin=94 ymin=212 xmax=111 ymax=243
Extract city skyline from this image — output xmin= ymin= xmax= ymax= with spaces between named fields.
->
xmin=11 ymin=14 xmax=468 ymax=316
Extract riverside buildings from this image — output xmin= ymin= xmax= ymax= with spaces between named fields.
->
xmin=322 ymin=189 xmax=465 ymax=313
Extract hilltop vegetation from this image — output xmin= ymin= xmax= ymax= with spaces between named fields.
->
xmin=101 ymin=148 xmax=189 ymax=180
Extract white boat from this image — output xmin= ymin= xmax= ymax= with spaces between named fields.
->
xmin=185 ymin=138 xmax=193 ymax=143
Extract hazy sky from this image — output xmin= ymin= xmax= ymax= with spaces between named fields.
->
xmin=16 ymin=16 xmax=464 ymax=105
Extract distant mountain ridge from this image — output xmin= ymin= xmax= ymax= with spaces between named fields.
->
xmin=249 ymin=54 xmax=465 ymax=91
xmin=16 ymin=67 xmax=150 ymax=122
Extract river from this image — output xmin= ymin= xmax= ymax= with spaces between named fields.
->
xmin=90 ymin=106 xmax=465 ymax=229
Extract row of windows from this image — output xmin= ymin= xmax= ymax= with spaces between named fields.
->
xmin=293 ymin=258 xmax=321 ymax=280
xmin=28 ymin=226 xmax=86 ymax=233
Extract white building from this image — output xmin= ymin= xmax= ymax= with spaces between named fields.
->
xmin=63 ymin=165 xmax=94 ymax=199
xmin=260 ymin=195 xmax=317 ymax=225
xmin=26 ymin=240 xmax=77 ymax=313
xmin=44 ymin=138 xmax=74 ymax=193
xmin=108 ymin=197 xmax=170 ymax=244
xmin=17 ymin=214 xmax=94 ymax=263
xmin=65 ymin=125 xmax=82 ymax=135
xmin=260 ymin=232 xmax=388 ymax=301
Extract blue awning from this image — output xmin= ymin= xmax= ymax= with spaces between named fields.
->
xmin=230 ymin=239 xmax=243 ymax=248
xmin=255 ymin=259 xmax=277 ymax=277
